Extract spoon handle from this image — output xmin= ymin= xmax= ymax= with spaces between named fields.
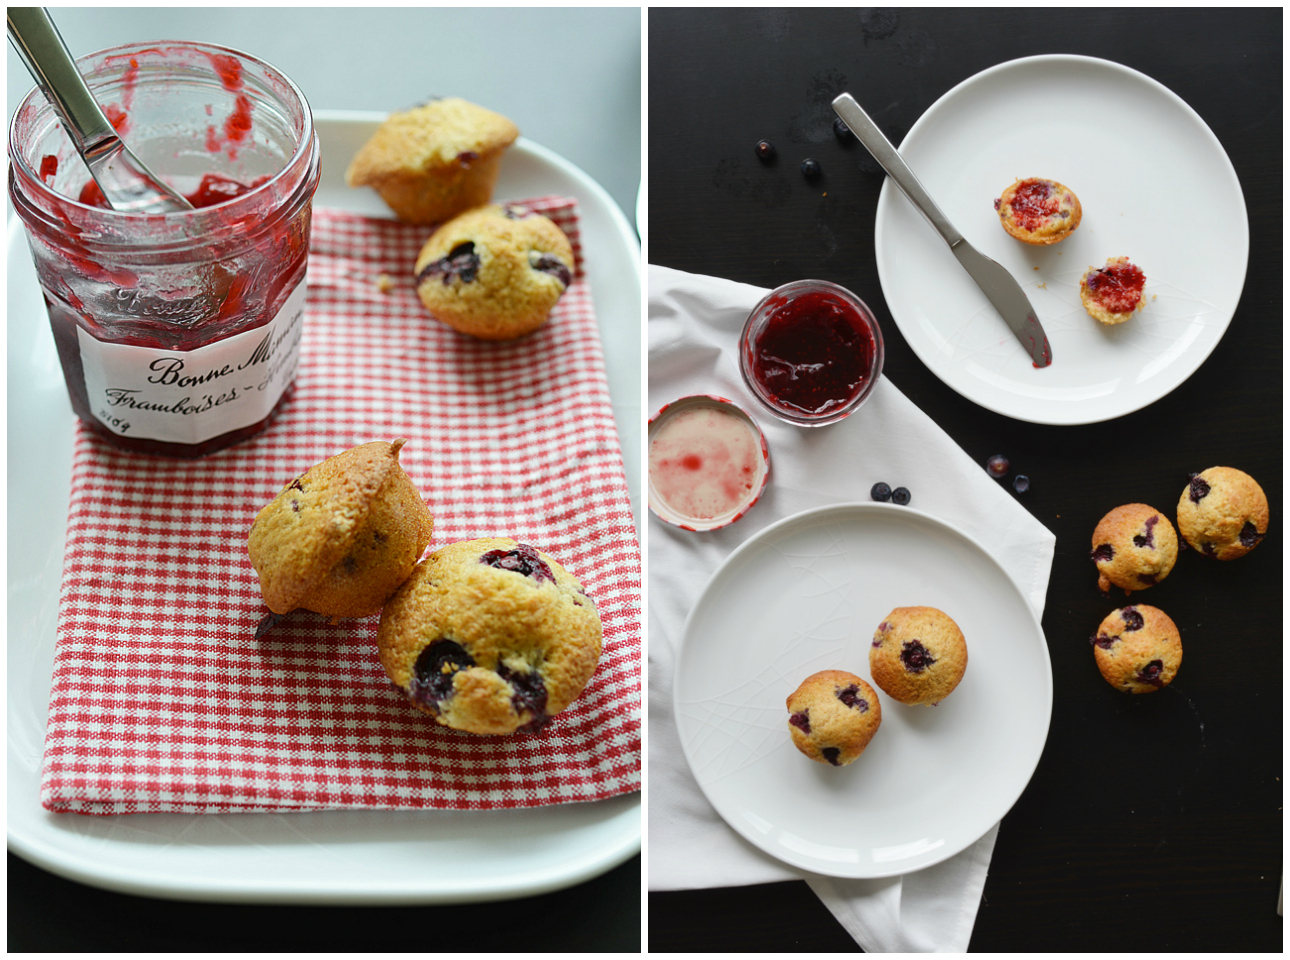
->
xmin=831 ymin=93 xmax=964 ymax=249
xmin=7 ymin=7 xmax=116 ymax=154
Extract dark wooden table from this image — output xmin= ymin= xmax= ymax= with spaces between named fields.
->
xmin=647 ymin=8 xmax=1281 ymax=952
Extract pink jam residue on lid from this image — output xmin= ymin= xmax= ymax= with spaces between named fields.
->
xmin=649 ymin=405 xmax=762 ymax=521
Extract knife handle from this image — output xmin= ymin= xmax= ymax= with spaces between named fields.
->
xmin=7 ymin=6 xmax=116 ymax=153
xmin=832 ymin=92 xmax=963 ymax=249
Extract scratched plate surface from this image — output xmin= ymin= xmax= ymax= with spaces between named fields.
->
xmin=673 ymin=502 xmax=1050 ymax=879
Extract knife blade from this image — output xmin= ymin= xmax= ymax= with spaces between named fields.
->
xmin=832 ymin=92 xmax=1052 ymax=367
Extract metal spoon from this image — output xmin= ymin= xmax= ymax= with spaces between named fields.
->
xmin=833 ymin=92 xmax=1051 ymax=367
xmin=7 ymin=7 xmax=193 ymax=214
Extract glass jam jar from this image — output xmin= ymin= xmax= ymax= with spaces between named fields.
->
xmin=739 ymin=279 xmax=884 ymax=427
xmin=8 ymin=41 xmax=321 ymax=457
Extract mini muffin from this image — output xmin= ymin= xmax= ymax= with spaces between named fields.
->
xmin=377 ymin=538 xmax=602 ymax=735
xmin=1090 ymin=604 xmax=1182 ymax=694
xmin=414 ymin=203 xmax=575 ymax=340
xmin=1177 ymin=467 xmax=1270 ymax=560
xmin=1089 ymin=503 xmax=1177 ymax=595
xmin=869 ymin=606 xmax=967 ymax=706
xmin=994 ymin=177 xmax=1082 ymax=245
xmin=248 ymin=440 xmax=434 ymax=619
xmin=786 ymin=670 xmax=881 ymax=767
xmin=345 ymin=97 xmax=520 ymax=224
xmin=1080 ymin=256 xmax=1147 ymax=324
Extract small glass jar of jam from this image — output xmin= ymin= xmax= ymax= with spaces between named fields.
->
xmin=739 ymin=279 xmax=884 ymax=426
xmin=8 ymin=41 xmax=321 ymax=457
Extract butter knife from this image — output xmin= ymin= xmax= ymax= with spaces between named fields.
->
xmin=7 ymin=7 xmax=193 ymax=214
xmin=833 ymin=92 xmax=1051 ymax=367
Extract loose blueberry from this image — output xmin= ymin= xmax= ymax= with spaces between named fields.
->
xmin=1012 ymin=475 xmax=1030 ymax=494
xmin=1091 ymin=543 xmax=1114 ymax=562
xmin=416 ymin=240 xmax=480 ymax=285
xmin=1188 ymin=474 xmax=1211 ymax=503
xmin=789 ymin=710 xmax=811 ymax=734
xmin=755 ymin=139 xmax=776 ymax=161
xmin=801 ymin=158 xmax=822 ymax=179
xmin=1121 ymin=608 xmax=1144 ymax=631
xmin=837 ymin=685 xmax=868 ymax=712
xmin=900 ymin=639 xmax=936 ymax=673
xmin=891 ymin=486 xmax=911 ymax=505
xmin=529 ymin=251 xmax=572 ymax=288
xmin=497 ymin=661 xmax=549 ymax=720
xmin=871 ymin=482 xmax=892 ymax=502
xmin=1132 ymin=516 xmax=1159 ymax=549
xmin=985 ymin=455 xmax=1009 ymax=478
xmin=479 ymin=543 xmax=555 ymax=583
xmin=1239 ymin=521 xmax=1265 ymax=548
xmin=821 ymin=746 xmax=842 ymax=766
xmin=1136 ymin=660 xmax=1165 ymax=687
xmin=411 ymin=639 xmax=476 ymax=710
xmin=832 ymin=117 xmax=856 ymax=142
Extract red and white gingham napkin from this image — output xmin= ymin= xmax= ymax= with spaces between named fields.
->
xmin=40 ymin=196 xmax=642 ymax=815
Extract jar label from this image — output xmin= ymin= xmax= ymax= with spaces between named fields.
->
xmin=77 ymin=279 xmax=306 ymax=445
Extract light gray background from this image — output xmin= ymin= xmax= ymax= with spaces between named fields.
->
xmin=6 ymin=6 xmax=642 ymax=222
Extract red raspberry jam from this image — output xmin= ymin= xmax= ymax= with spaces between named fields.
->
xmin=1085 ymin=261 xmax=1146 ymax=315
xmin=1005 ymin=178 xmax=1059 ymax=232
xmin=740 ymin=281 xmax=883 ymax=425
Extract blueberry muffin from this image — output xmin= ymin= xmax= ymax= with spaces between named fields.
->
xmin=345 ymin=97 xmax=520 ymax=225
xmin=1090 ymin=503 xmax=1178 ymax=595
xmin=248 ymin=440 xmax=434 ymax=619
xmin=994 ymin=177 xmax=1082 ymax=245
xmin=1080 ymin=256 xmax=1147 ymax=325
xmin=869 ymin=606 xmax=968 ymax=706
xmin=1177 ymin=467 xmax=1270 ymax=560
xmin=786 ymin=670 xmax=881 ymax=767
xmin=1090 ymin=604 xmax=1182 ymax=694
xmin=414 ymin=204 xmax=575 ymax=340
xmin=377 ymin=538 xmax=602 ymax=735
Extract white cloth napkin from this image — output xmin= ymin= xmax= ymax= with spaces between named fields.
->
xmin=647 ymin=265 xmax=1056 ymax=953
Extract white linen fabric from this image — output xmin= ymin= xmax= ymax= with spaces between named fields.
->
xmin=647 ymin=264 xmax=1056 ymax=952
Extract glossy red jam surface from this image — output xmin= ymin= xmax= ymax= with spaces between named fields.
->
xmin=749 ymin=291 xmax=876 ymax=416
xmin=75 ymin=171 xmax=269 ymax=210
xmin=1086 ymin=261 xmax=1146 ymax=314
xmin=1006 ymin=178 xmax=1058 ymax=231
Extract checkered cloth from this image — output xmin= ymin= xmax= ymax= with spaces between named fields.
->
xmin=40 ymin=196 xmax=642 ymax=814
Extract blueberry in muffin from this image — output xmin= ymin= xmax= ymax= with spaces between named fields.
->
xmin=1090 ymin=604 xmax=1182 ymax=694
xmin=414 ymin=204 xmax=575 ymax=340
xmin=1176 ymin=466 xmax=1270 ymax=560
xmin=786 ymin=670 xmax=882 ymax=766
xmin=377 ymin=538 xmax=602 ymax=735
xmin=1090 ymin=503 xmax=1178 ymax=595
xmin=869 ymin=606 xmax=968 ymax=706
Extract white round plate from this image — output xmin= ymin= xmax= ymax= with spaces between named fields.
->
xmin=875 ymin=55 xmax=1248 ymax=425
xmin=7 ymin=111 xmax=640 ymax=903
xmin=673 ymin=503 xmax=1051 ymax=879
